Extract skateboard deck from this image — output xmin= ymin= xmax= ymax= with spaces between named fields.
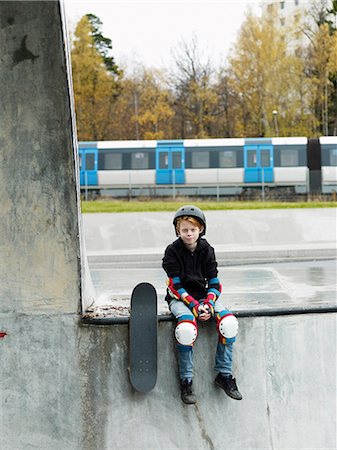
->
xmin=129 ymin=282 xmax=158 ymax=393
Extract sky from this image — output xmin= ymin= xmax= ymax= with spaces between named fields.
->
xmin=64 ymin=0 xmax=261 ymax=72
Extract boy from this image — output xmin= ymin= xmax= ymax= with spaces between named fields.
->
xmin=162 ymin=205 xmax=242 ymax=404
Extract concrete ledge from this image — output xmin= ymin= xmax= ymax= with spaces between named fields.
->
xmin=81 ymin=303 xmax=337 ymax=325
xmin=87 ymin=246 xmax=336 ymax=269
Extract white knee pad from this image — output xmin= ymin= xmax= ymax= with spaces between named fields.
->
xmin=218 ymin=314 xmax=238 ymax=339
xmin=175 ymin=320 xmax=198 ymax=346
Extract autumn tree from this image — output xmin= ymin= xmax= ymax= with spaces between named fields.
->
xmin=198 ymin=71 xmax=241 ymax=138
xmin=304 ymin=0 xmax=337 ymax=135
xmin=71 ymin=14 xmax=122 ymax=140
xmin=131 ymin=68 xmax=174 ymax=140
xmin=306 ymin=23 xmax=335 ymax=135
xmin=104 ymin=78 xmax=139 ymax=140
xmin=106 ymin=67 xmax=174 ymax=140
xmin=328 ymin=29 xmax=337 ymax=134
xmin=226 ymin=6 xmax=315 ymax=138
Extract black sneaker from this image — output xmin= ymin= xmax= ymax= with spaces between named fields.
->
xmin=215 ymin=374 xmax=242 ymax=400
xmin=180 ymin=379 xmax=197 ymax=404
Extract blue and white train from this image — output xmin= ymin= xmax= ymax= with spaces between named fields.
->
xmin=79 ymin=136 xmax=337 ymax=197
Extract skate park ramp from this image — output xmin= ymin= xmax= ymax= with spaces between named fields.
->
xmin=0 ymin=2 xmax=336 ymax=449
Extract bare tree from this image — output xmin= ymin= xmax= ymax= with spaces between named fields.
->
xmin=169 ymin=36 xmax=221 ymax=138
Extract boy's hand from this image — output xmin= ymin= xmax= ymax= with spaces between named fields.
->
xmin=198 ymin=305 xmax=212 ymax=321
xmin=204 ymin=294 xmax=215 ymax=316
xmin=182 ymin=295 xmax=200 ymax=318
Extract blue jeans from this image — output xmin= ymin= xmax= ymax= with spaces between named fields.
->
xmin=169 ymin=299 xmax=234 ymax=381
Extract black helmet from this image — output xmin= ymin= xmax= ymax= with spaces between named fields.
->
xmin=173 ymin=205 xmax=206 ymax=236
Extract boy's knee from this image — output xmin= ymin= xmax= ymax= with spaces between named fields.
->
xmin=175 ymin=314 xmax=198 ymax=349
xmin=216 ymin=310 xmax=238 ymax=344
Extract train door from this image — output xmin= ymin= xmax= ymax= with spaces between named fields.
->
xmin=156 ymin=141 xmax=185 ymax=184
xmin=79 ymin=146 xmax=98 ymax=186
xmin=244 ymin=145 xmax=274 ymax=182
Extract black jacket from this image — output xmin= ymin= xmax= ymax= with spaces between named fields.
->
xmin=162 ymin=237 xmax=219 ymax=301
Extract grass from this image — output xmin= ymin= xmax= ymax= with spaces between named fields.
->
xmin=81 ymin=198 xmax=337 ymax=213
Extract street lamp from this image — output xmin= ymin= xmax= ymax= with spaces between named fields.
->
xmin=272 ymin=110 xmax=279 ymax=137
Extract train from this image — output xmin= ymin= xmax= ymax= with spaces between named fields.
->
xmin=78 ymin=136 xmax=337 ymax=198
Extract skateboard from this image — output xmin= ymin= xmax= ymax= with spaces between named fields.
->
xmin=129 ymin=282 xmax=158 ymax=393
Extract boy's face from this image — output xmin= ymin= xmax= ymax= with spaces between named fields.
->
xmin=178 ymin=219 xmax=203 ymax=248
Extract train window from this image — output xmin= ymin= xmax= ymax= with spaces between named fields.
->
xmin=261 ymin=149 xmax=271 ymax=167
xmin=85 ymin=153 xmax=95 ymax=170
xmin=219 ymin=150 xmax=236 ymax=168
xmin=247 ymin=150 xmax=257 ymax=167
xmin=131 ymin=152 xmax=149 ymax=169
xmin=321 ymin=144 xmax=335 ymax=166
xmin=159 ymin=152 xmax=168 ymax=169
xmin=172 ymin=152 xmax=182 ymax=169
xmin=105 ymin=152 xmax=122 ymax=170
xmin=280 ymin=149 xmax=299 ymax=166
xmin=330 ymin=149 xmax=337 ymax=166
xmin=191 ymin=151 xmax=209 ymax=168
xmin=79 ymin=153 xmax=82 ymax=171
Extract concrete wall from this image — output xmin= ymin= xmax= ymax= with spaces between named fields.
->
xmin=0 ymin=1 xmax=81 ymax=315
xmin=1 ymin=314 xmax=336 ymax=449
xmin=78 ymin=314 xmax=336 ymax=450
